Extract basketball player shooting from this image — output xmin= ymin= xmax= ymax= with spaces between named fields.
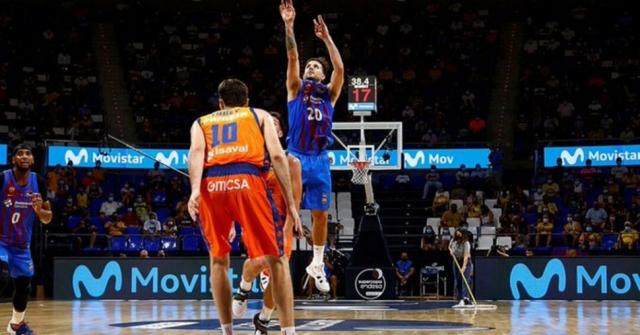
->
xmin=187 ymin=79 xmax=301 ymax=335
xmin=1 ymin=144 xmax=52 ymax=335
xmin=280 ymin=0 xmax=344 ymax=293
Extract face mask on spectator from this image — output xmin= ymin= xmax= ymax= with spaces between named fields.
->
xmin=586 ymin=226 xmax=593 ymax=232
xmin=108 ymin=196 xmax=114 ymax=201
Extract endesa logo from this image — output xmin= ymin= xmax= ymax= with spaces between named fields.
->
xmin=507 ymin=258 xmax=640 ymax=300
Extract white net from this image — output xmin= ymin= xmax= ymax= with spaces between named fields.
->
xmin=349 ymin=161 xmax=371 ymax=185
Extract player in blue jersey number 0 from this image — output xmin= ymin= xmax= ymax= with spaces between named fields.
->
xmin=1 ymin=144 xmax=52 ymax=335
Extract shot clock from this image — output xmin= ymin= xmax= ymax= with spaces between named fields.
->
xmin=348 ymin=76 xmax=377 ymax=116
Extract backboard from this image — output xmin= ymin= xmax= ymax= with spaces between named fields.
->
xmin=329 ymin=121 xmax=402 ymax=171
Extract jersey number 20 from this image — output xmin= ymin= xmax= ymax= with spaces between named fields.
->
xmin=211 ymin=123 xmax=238 ymax=147
xmin=307 ymin=107 xmax=323 ymax=121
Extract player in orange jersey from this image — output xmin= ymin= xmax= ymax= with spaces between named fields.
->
xmin=188 ymin=79 xmax=301 ymax=335
xmin=231 ymin=112 xmax=302 ymax=335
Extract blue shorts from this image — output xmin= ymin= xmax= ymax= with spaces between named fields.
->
xmin=0 ymin=243 xmax=34 ymax=278
xmin=289 ymin=151 xmax=331 ymax=211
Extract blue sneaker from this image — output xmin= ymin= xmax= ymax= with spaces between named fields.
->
xmin=6 ymin=322 xmax=36 ymax=335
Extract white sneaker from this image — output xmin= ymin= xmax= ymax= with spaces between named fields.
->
xmin=453 ymin=299 xmax=465 ymax=308
xmin=259 ymin=270 xmax=270 ymax=291
xmin=232 ymin=289 xmax=250 ymax=318
xmin=306 ymin=263 xmax=330 ymax=293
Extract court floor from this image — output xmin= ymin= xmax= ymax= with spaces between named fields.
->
xmin=1 ymin=299 xmax=639 ymax=334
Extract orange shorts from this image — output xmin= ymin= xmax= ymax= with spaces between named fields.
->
xmin=198 ymin=163 xmax=284 ymax=258
xmin=265 ymin=171 xmax=293 ymax=258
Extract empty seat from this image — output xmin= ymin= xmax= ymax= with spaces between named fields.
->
xmin=467 ymin=218 xmax=481 ymax=229
xmin=480 ymin=226 xmax=496 ymax=237
xmin=426 ymin=218 xmax=441 ymax=232
xmin=338 ymin=208 xmax=353 ymax=220
xmin=450 ymin=199 xmax=464 ymax=210
xmin=109 ymin=236 xmax=126 ymax=253
xmin=161 ymin=237 xmax=178 ymax=252
xmin=125 ymin=227 xmax=141 ymax=235
xmin=337 ymin=192 xmax=351 ymax=204
xmin=182 ymin=235 xmax=200 ymax=252
xmin=67 ymin=216 xmax=82 ymax=230
xmin=144 ymin=238 xmax=161 ymax=253
xmin=477 ymin=236 xmax=494 ymax=250
xmin=491 ymin=208 xmax=502 ymax=227
xmin=495 ymin=236 xmax=512 ymax=248
xmin=484 ymin=199 xmax=498 ymax=208
xmin=126 ymin=235 xmax=144 ymax=252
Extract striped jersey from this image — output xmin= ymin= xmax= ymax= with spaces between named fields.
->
xmin=1 ymin=170 xmax=40 ymax=249
xmin=287 ymin=80 xmax=334 ymax=154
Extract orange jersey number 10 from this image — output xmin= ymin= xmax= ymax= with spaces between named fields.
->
xmin=211 ymin=123 xmax=238 ymax=147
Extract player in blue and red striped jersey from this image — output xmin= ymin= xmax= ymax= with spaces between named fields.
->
xmin=1 ymin=143 xmax=52 ymax=335
xmin=280 ymin=0 xmax=344 ymax=293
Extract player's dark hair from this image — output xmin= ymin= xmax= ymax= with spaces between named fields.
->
xmin=269 ymin=111 xmax=283 ymax=126
xmin=306 ymin=57 xmax=331 ymax=77
xmin=12 ymin=143 xmax=32 ymax=156
xmin=218 ymin=79 xmax=249 ymax=107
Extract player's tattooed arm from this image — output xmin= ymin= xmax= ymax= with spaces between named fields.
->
xmin=280 ymin=0 xmax=301 ymax=100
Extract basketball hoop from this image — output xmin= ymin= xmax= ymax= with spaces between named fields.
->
xmin=349 ymin=160 xmax=371 ymax=185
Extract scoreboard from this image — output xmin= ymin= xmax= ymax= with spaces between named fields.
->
xmin=348 ymin=76 xmax=377 ymax=115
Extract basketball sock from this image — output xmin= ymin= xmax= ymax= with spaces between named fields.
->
xmin=221 ymin=323 xmax=233 ymax=335
xmin=10 ymin=309 xmax=24 ymax=325
xmin=259 ymin=307 xmax=274 ymax=321
xmin=312 ymin=245 xmax=324 ymax=266
xmin=281 ymin=326 xmax=296 ymax=335
xmin=240 ymin=279 xmax=252 ymax=292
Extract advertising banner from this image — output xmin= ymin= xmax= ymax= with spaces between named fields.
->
xmin=0 ymin=144 xmax=6 ymax=165
xmin=403 ymin=149 xmax=491 ymax=169
xmin=54 ymin=257 xmax=263 ymax=300
xmin=544 ymin=145 xmax=640 ymax=167
xmin=475 ymin=257 xmax=640 ymax=300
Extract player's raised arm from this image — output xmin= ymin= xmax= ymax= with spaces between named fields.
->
xmin=280 ymin=0 xmax=302 ymax=101
xmin=259 ymin=110 xmax=303 ymax=237
xmin=187 ymin=120 xmax=206 ymax=221
xmin=314 ymin=14 xmax=344 ymax=106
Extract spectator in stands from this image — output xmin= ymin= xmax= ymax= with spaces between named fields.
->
xmin=422 ymin=165 xmax=443 ymax=200
xmin=63 ymin=160 xmax=77 ymax=191
xmin=480 ymin=204 xmax=495 ymax=226
xmin=327 ymin=214 xmax=343 ymax=242
xmin=542 ymin=178 xmax=560 ymax=201
xmin=120 ymin=182 xmax=135 ymax=207
xmin=100 ymin=193 xmax=121 ymax=216
xmin=46 ymin=165 xmax=62 ymax=200
xmin=421 ymin=224 xmax=438 ymax=251
xmin=162 ymin=217 xmax=178 ymax=237
xmin=562 ymin=215 xmax=581 ymax=248
xmin=105 ymin=214 xmax=126 ymax=237
xmin=585 ymin=202 xmax=608 ymax=229
xmin=442 ymin=203 xmax=464 ymax=230
xmin=133 ymin=194 xmax=149 ymax=222
xmin=395 ymin=252 xmax=415 ymax=296
xmin=611 ymin=158 xmax=628 ymax=181
xmin=87 ymin=182 xmax=103 ymax=200
xmin=76 ymin=186 xmax=88 ymax=214
xmin=167 ymin=175 xmax=184 ymax=204
xmin=147 ymin=161 xmax=165 ymax=188
xmin=455 ymin=164 xmax=470 ymax=186
xmin=538 ymin=199 xmax=558 ymax=217
xmin=620 ymin=127 xmax=635 ymax=143
xmin=623 ymin=170 xmax=639 ymax=191
xmin=150 ymin=183 xmax=168 ymax=208
xmin=466 ymin=199 xmax=482 ymax=219
xmin=618 ymin=221 xmax=639 ymax=250
xmin=55 ymin=178 xmax=70 ymax=201
xmin=469 ymin=164 xmax=487 ymax=190
xmin=535 ymin=214 xmax=554 ymax=247
xmin=140 ymin=249 xmax=149 ymax=258
xmin=143 ymin=212 xmax=162 ymax=236
xmin=158 ymin=250 xmax=167 ymax=257
xmin=122 ymin=207 xmax=139 ymax=227
xmin=551 ymin=158 xmax=564 ymax=183
xmin=432 ymin=187 xmax=450 ymax=216
xmin=579 ymin=159 xmax=598 ymax=185
xmin=72 ymin=217 xmax=97 ymax=249
xmin=91 ymin=160 xmax=105 ymax=185
xmin=488 ymin=146 xmax=503 ymax=186
xmin=579 ymin=222 xmax=600 ymax=251
xmin=62 ymin=197 xmax=78 ymax=220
